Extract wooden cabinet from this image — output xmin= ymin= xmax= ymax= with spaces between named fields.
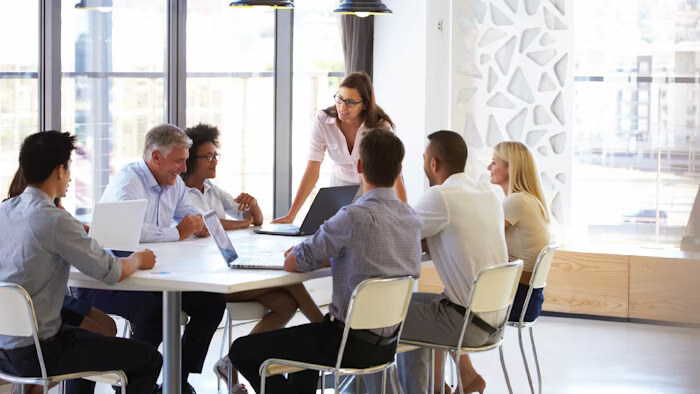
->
xmin=542 ymin=251 xmax=629 ymax=318
xmin=417 ymin=249 xmax=700 ymax=324
xmin=629 ymin=256 xmax=700 ymax=324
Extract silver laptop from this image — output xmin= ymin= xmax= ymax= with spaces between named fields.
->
xmin=202 ymin=211 xmax=285 ymax=270
xmin=88 ymin=199 xmax=148 ymax=252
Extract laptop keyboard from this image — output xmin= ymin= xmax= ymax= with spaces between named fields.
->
xmin=234 ymin=256 xmax=271 ymax=267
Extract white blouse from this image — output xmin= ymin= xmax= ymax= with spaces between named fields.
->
xmin=186 ymin=180 xmax=244 ymax=220
xmin=307 ymin=110 xmax=370 ymax=184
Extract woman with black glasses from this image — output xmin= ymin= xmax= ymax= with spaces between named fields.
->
xmin=180 ymin=123 xmax=324 ymax=394
xmin=272 ymin=71 xmax=407 ymax=224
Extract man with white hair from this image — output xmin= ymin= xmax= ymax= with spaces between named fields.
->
xmin=74 ymin=124 xmax=226 ymax=394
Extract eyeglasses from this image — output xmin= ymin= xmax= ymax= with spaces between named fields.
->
xmin=334 ymin=93 xmax=363 ymax=109
xmin=194 ymin=152 xmax=221 ymax=163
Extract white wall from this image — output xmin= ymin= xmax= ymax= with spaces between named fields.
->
xmin=374 ymin=0 xmax=452 ymax=204
xmin=375 ymin=0 xmax=573 ymax=231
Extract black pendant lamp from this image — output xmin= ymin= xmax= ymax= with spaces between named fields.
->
xmin=74 ymin=0 xmax=112 ymax=12
xmin=333 ymin=0 xmax=393 ymax=17
xmin=229 ymin=0 xmax=294 ymax=9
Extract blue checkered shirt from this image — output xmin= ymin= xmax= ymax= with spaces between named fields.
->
xmin=293 ymin=187 xmax=423 ymax=324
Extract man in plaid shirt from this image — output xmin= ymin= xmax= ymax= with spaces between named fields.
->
xmin=228 ymin=128 xmax=422 ymax=394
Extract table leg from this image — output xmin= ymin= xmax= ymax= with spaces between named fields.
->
xmin=163 ymin=291 xmax=182 ymax=394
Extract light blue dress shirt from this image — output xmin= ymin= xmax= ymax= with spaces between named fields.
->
xmin=100 ymin=160 xmax=202 ymax=243
xmin=0 ymin=187 xmax=122 ymax=349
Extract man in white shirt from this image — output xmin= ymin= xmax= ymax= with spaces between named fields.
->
xmin=393 ymin=130 xmax=508 ymax=394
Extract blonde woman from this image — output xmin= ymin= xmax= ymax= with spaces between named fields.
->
xmin=488 ymin=141 xmax=551 ymax=322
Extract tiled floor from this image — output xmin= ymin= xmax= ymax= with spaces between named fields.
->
xmin=3 ymin=314 xmax=699 ymax=393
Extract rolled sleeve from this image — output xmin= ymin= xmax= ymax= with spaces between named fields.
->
xmin=53 ymin=213 xmax=123 ymax=285
xmin=307 ymin=113 xmax=327 ymax=163
xmin=292 ymin=207 xmax=353 ymax=272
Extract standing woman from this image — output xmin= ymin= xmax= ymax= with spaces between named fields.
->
xmin=488 ymin=141 xmax=551 ymax=322
xmin=272 ymin=72 xmax=407 ymax=224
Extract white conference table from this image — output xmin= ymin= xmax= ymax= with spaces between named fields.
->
xmin=68 ymin=227 xmax=330 ymax=394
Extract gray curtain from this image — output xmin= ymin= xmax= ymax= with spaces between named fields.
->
xmin=340 ymin=15 xmax=374 ymax=78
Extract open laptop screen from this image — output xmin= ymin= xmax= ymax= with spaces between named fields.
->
xmin=202 ymin=211 xmax=238 ymax=265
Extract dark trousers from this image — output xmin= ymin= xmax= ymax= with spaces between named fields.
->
xmin=229 ymin=315 xmax=397 ymax=394
xmin=508 ymin=283 xmax=544 ymax=323
xmin=0 ymin=325 xmax=162 ymax=394
xmin=74 ymin=288 xmax=225 ymax=377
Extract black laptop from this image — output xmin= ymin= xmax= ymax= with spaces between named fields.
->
xmin=255 ymin=185 xmax=360 ymax=236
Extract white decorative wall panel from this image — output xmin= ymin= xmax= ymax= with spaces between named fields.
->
xmin=450 ymin=0 xmax=573 ymax=226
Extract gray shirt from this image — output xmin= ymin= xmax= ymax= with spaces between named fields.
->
xmin=293 ymin=187 xmax=423 ymax=326
xmin=0 ymin=187 xmax=122 ymax=349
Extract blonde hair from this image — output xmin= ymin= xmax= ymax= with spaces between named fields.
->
xmin=494 ymin=141 xmax=550 ymax=223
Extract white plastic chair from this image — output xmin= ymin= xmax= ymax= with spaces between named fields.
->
xmin=258 ymin=276 xmax=416 ymax=394
xmin=218 ymin=301 xmax=267 ymax=392
xmin=507 ymin=245 xmax=558 ymax=394
xmin=400 ymin=261 xmax=524 ymax=394
xmin=0 ymin=282 xmax=127 ymax=393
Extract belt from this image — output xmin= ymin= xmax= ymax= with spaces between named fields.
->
xmin=444 ymin=300 xmax=498 ymax=336
xmin=327 ymin=315 xmax=397 ymax=346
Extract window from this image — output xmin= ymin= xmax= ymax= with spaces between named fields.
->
xmin=61 ymin=0 xmax=167 ymax=215
xmin=186 ymin=1 xmax=275 ymax=218
xmin=292 ymin=0 xmax=345 ymax=213
xmin=573 ymin=0 xmax=700 ymax=247
xmin=0 ymin=1 xmax=39 ymax=197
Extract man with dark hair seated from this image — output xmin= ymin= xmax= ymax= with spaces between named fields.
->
xmin=392 ymin=130 xmax=509 ymax=394
xmin=228 ymin=128 xmax=423 ymax=394
xmin=0 ymin=131 xmax=162 ymax=394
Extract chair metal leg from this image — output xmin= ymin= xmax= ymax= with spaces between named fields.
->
xmin=455 ymin=351 xmax=463 ymax=394
xmin=321 ymin=370 xmax=325 ymax=394
xmin=429 ymin=349 xmax=435 ymax=393
xmin=220 ymin=310 xmax=229 ymax=359
xmin=334 ymin=371 xmax=340 ymax=394
xmin=227 ymin=358 xmax=233 ymax=394
xmin=260 ymin=367 xmax=267 ymax=394
xmin=119 ymin=371 xmax=128 ymax=394
xmin=382 ymin=369 xmax=388 ymax=394
xmin=499 ymin=346 xmax=513 ymax=394
xmin=529 ymin=327 xmax=543 ymax=394
xmin=440 ymin=352 xmax=446 ymax=394
xmin=518 ymin=326 xmax=535 ymax=394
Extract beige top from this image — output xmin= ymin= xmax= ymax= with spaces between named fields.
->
xmin=503 ymin=192 xmax=550 ymax=272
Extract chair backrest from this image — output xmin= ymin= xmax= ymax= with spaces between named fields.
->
xmin=469 ymin=261 xmax=523 ymax=314
xmin=0 ymin=282 xmax=48 ymax=380
xmin=345 ymin=276 xmax=415 ymax=330
xmin=0 ymin=282 xmax=37 ymax=337
xmin=530 ymin=245 xmax=558 ymax=289
xmin=334 ymin=276 xmax=415 ymax=371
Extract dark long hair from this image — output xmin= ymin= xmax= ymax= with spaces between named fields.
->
xmin=323 ymin=72 xmax=395 ymax=130
xmin=4 ymin=167 xmax=60 ymax=206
